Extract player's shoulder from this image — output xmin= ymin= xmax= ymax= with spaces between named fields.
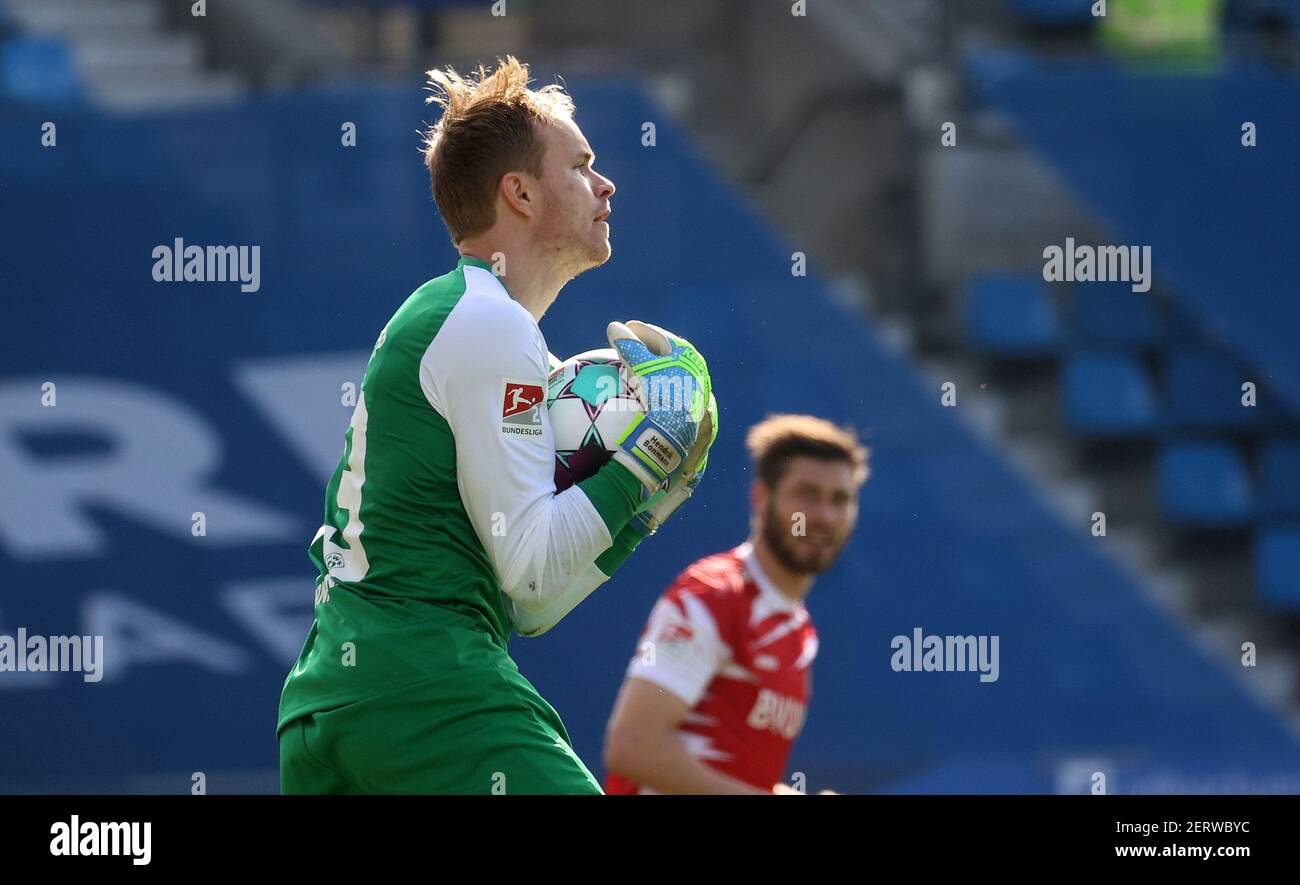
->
xmin=669 ymin=547 xmax=750 ymax=593
xmin=394 ymin=263 xmax=527 ymax=334
xmin=664 ymin=548 xmax=757 ymax=620
xmin=402 ymin=262 xmax=543 ymax=371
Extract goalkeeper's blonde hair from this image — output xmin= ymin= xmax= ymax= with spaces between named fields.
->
xmin=421 ymin=56 xmax=575 ymax=244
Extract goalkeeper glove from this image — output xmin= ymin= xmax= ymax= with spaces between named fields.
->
xmin=605 ymin=320 xmax=712 ymax=495
xmin=629 ymin=390 xmax=717 ymax=537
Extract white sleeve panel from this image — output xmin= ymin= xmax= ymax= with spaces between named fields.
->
xmin=504 ymin=560 xmax=611 ymax=637
xmin=626 ymin=594 xmax=729 ymax=707
xmin=420 ymin=274 xmax=614 ymax=611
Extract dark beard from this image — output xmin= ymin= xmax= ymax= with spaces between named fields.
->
xmin=760 ymin=500 xmax=844 ymax=576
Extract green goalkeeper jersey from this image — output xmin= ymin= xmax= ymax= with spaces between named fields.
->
xmin=277 ymin=256 xmax=644 ymax=733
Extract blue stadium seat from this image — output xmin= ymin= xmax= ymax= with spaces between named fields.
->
xmin=1255 ymin=527 xmax=1300 ymax=610
xmin=963 ymin=274 xmax=1060 ymax=357
xmin=1061 ymin=353 xmax=1159 ymax=437
xmin=970 ymin=52 xmax=1300 ymax=432
xmin=1163 ymin=351 xmax=1263 ymax=433
xmin=1006 ymin=0 xmax=1096 ymax=27
xmin=1 ymin=37 xmax=81 ymax=104
xmin=1157 ymin=441 xmax=1252 ymax=527
xmin=1067 ymin=281 xmax=1160 ymax=349
xmin=1258 ymin=440 xmax=1300 ymax=519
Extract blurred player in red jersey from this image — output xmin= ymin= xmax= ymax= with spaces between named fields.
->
xmin=602 ymin=414 xmax=869 ymax=794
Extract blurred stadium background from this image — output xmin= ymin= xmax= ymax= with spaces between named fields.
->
xmin=4 ymin=0 xmax=1300 ymax=793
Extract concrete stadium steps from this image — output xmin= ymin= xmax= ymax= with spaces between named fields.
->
xmin=6 ymin=0 xmax=162 ymax=38
xmin=90 ymin=72 xmax=245 ymax=113
xmin=72 ymin=31 xmax=203 ymax=75
xmin=3 ymin=0 xmax=247 ymax=112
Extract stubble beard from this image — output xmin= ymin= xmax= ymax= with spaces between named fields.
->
xmin=535 ymin=188 xmax=609 ymax=279
xmin=760 ymin=499 xmax=846 ymax=577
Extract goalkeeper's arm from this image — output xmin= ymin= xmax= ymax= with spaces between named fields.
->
xmin=423 ymin=300 xmax=646 ymax=619
xmin=508 ymin=321 xmax=716 ymax=635
xmin=505 ymin=522 xmax=645 ymax=636
xmin=509 ymin=399 xmax=716 ymax=636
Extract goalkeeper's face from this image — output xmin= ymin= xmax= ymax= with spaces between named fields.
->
xmin=757 ymin=457 xmax=860 ymax=576
xmin=533 ymin=116 xmax=616 ymax=274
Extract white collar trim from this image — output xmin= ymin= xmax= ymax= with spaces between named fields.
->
xmin=736 ymin=541 xmax=803 ymax=614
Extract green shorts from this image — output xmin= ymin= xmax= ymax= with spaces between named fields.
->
xmin=278 ymin=666 xmax=602 ymax=795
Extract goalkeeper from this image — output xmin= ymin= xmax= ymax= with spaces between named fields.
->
xmin=277 ymin=56 xmax=717 ymax=794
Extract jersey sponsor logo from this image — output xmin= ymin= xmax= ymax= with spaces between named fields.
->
xmin=745 ymin=687 xmax=806 ymax=740
xmin=500 ymin=379 xmax=544 ymax=437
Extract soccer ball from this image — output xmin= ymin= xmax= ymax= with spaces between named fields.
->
xmin=547 ymin=348 xmax=643 ymax=491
